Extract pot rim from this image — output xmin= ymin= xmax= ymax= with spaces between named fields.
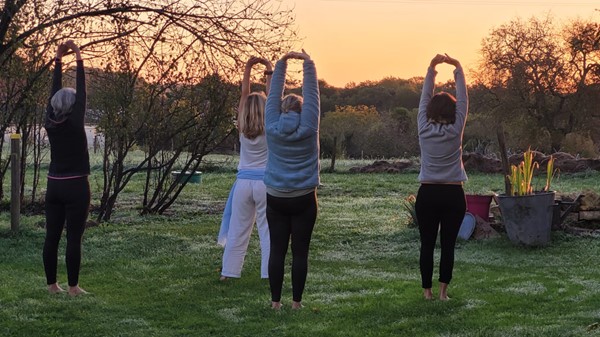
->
xmin=495 ymin=190 xmax=556 ymax=198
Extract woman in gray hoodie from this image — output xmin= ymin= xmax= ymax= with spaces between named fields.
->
xmin=415 ymin=53 xmax=468 ymax=301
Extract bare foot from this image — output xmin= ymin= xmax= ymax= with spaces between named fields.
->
xmin=219 ymin=276 xmax=228 ymax=281
xmin=68 ymin=285 xmax=87 ymax=297
xmin=291 ymin=301 xmax=303 ymax=310
xmin=439 ymin=282 xmax=450 ymax=301
xmin=271 ymin=301 xmax=282 ymax=310
xmin=423 ymin=288 xmax=434 ymax=300
xmin=47 ymin=283 xmax=65 ymax=294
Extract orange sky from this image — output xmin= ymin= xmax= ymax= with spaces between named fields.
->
xmin=281 ymin=0 xmax=599 ymax=87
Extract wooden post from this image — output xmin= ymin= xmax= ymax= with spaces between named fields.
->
xmin=10 ymin=133 xmax=21 ymax=232
xmin=496 ymin=125 xmax=511 ymax=195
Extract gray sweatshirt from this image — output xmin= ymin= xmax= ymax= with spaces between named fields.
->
xmin=417 ymin=66 xmax=468 ymax=183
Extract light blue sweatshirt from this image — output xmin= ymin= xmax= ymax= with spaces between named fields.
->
xmin=417 ymin=66 xmax=468 ymax=183
xmin=264 ymin=59 xmax=320 ymax=191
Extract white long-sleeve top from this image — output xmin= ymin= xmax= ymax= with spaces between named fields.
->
xmin=238 ymin=134 xmax=267 ymax=170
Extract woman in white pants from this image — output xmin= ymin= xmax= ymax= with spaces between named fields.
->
xmin=218 ymin=56 xmax=273 ymax=280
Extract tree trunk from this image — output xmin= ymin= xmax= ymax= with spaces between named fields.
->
xmin=329 ymin=136 xmax=337 ymax=172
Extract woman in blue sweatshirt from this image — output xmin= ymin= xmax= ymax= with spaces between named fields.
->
xmin=416 ymin=53 xmax=468 ymax=301
xmin=43 ymin=40 xmax=90 ymax=297
xmin=264 ymin=50 xmax=320 ymax=310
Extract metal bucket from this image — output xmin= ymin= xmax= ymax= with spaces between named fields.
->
xmin=496 ymin=191 xmax=556 ymax=246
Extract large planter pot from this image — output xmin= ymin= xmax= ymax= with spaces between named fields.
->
xmin=496 ymin=191 xmax=556 ymax=246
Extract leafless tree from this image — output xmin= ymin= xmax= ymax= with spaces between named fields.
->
xmin=474 ymin=14 xmax=600 ymax=152
xmin=562 ymin=18 xmax=600 ymax=136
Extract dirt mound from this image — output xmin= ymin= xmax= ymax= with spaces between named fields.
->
xmin=349 ymin=152 xmax=600 ymax=174
xmin=465 ymin=152 xmax=600 ymax=174
xmin=349 ymin=159 xmax=413 ymax=173
xmin=463 ymin=153 xmax=503 ymax=173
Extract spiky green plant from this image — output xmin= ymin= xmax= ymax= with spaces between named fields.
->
xmin=544 ymin=155 xmax=559 ymax=192
xmin=401 ymin=194 xmax=418 ymax=228
xmin=507 ymin=148 xmax=558 ymax=196
xmin=508 ymin=148 xmax=538 ymax=196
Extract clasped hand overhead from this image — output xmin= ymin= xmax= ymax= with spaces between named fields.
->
xmin=282 ymin=49 xmax=311 ymax=61
xmin=430 ymin=53 xmax=460 ymax=68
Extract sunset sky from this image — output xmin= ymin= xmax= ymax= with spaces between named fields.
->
xmin=280 ymin=0 xmax=599 ymax=87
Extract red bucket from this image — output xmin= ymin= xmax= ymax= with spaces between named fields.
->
xmin=466 ymin=194 xmax=493 ymax=222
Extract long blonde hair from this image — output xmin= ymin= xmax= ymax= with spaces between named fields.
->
xmin=238 ymin=92 xmax=266 ymax=139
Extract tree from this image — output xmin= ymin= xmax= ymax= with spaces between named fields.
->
xmin=477 ymin=15 xmax=568 ymax=151
xmin=372 ymin=107 xmax=419 ymax=158
xmin=562 ymin=18 xmax=600 ymax=145
xmin=320 ymin=105 xmax=379 ymax=171
xmin=475 ymin=14 xmax=600 ymax=153
xmin=89 ymin=39 xmax=235 ymax=221
xmin=564 ymin=19 xmax=600 ymax=87
xmin=0 ymin=42 xmax=51 ymax=201
xmin=139 ymin=73 xmax=238 ymax=216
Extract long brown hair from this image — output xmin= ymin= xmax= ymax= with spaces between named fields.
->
xmin=426 ymin=92 xmax=456 ymax=124
xmin=238 ymin=92 xmax=266 ymax=139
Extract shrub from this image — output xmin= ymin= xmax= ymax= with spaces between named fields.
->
xmin=561 ymin=132 xmax=599 ymax=158
xmin=401 ymin=194 xmax=418 ymax=228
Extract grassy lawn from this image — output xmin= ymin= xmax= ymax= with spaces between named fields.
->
xmin=1 ymin=161 xmax=600 ymax=337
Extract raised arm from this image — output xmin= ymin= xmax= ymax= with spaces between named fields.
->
xmin=46 ymin=43 xmax=69 ymax=120
xmin=65 ymin=41 xmax=85 ymax=102
xmin=264 ymin=65 xmax=273 ymax=96
xmin=259 ymin=58 xmax=274 ymax=96
xmin=265 ymin=57 xmax=288 ymax=127
xmin=238 ymin=57 xmax=274 ymax=114
xmin=65 ymin=40 xmax=86 ymax=126
xmin=51 ymin=44 xmax=69 ymax=96
xmin=299 ymin=51 xmax=319 ymax=132
xmin=444 ymin=54 xmax=468 ymax=130
xmin=418 ymin=54 xmax=445 ymax=130
xmin=239 ymin=57 xmax=255 ymax=113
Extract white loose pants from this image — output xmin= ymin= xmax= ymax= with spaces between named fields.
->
xmin=221 ymin=179 xmax=270 ymax=278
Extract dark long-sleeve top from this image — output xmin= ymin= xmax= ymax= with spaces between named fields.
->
xmin=264 ymin=59 xmax=321 ymax=191
xmin=44 ymin=59 xmax=90 ymax=178
xmin=417 ymin=66 xmax=468 ymax=183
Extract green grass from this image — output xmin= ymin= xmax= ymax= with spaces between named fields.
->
xmin=1 ymin=167 xmax=600 ymax=337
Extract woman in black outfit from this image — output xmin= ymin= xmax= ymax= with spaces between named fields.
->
xmin=43 ymin=40 xmax=90 ymax=296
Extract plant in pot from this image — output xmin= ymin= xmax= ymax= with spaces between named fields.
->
xmin=496 ymin=148 xmax=558 ymax=246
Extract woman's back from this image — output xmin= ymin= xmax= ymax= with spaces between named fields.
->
xmin=238 ymin=134 xmax=268 ymax=170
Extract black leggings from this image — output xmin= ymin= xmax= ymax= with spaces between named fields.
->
xmin=415 ymin=184 xmax=466 ymax=289
xmin=267 ymin=191 xmax=318 ymax=302
xmin=43 ymin=176 xmax=90 ymax=286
